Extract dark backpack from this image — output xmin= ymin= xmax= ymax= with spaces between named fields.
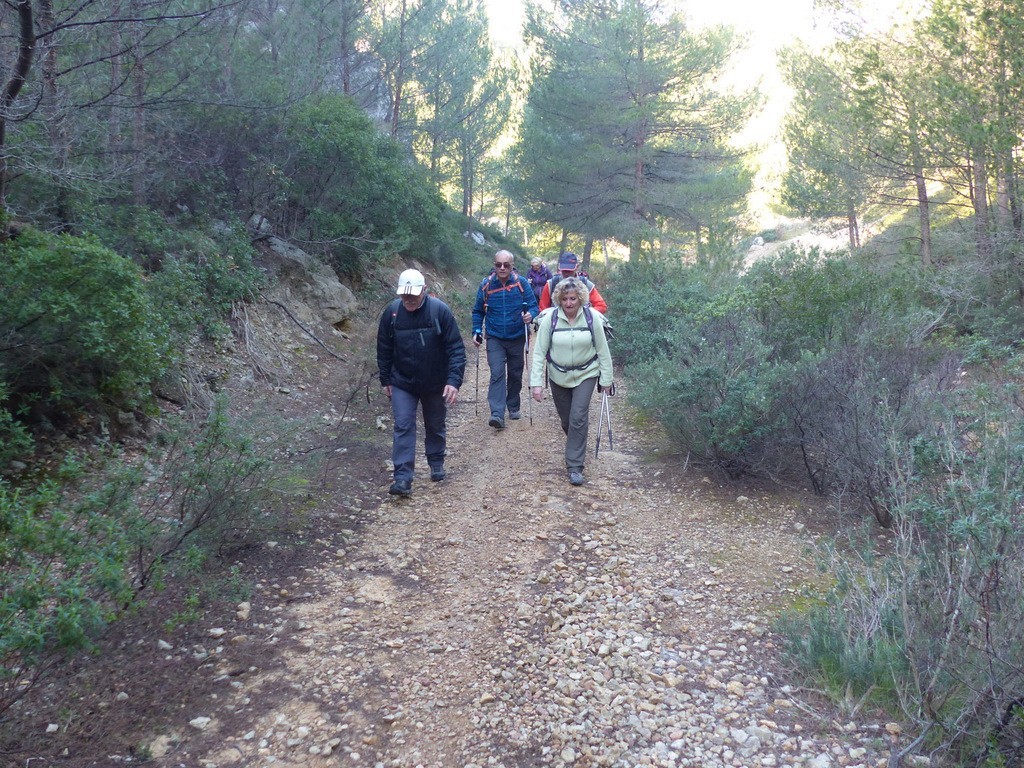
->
xmin=480 ymin=272 xmax=526 ymax=314
xmin=388 ymin=296 xmax=442 ymax=339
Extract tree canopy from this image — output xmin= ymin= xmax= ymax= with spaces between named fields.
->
xmin=507 ymin=0 xmax=756 ymax=261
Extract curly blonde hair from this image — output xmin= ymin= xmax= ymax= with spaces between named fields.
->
xmin=551 ymin=276 xmax=586 ymax=307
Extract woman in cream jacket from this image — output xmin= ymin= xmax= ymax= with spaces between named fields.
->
xmin=530 ymin=277 xmax=614 ymax=486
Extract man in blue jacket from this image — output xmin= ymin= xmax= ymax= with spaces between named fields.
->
xmin=377 ymin=268 xmax=466 ymax=496
xmin=471 ymin=250 xmax=539 ymax=429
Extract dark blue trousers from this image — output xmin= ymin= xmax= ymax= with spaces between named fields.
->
xmin=391 ymin=385 xmax=447 ymax=483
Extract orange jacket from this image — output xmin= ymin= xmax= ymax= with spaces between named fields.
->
xmin=538 ymin=276 xmax=608 ymax=314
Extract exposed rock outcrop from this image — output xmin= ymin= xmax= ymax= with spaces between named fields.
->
xmin=254 ymin=235 xmax=357 ymax=327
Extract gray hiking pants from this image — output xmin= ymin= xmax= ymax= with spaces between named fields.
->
xmin=549 ymin=376 xmax=598 ymax=473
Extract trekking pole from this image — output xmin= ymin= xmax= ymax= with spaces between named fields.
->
xmin=474 ymin=340 xmax=481 ymax=416
xmin=524 ymin=312 xmax=533 ymax=426
xmin=603 ymin=386 xmax=614 ymax=450
xmin=595 ymin=384 xmax=615 ymax=457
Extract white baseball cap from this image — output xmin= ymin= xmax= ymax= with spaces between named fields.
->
xmin=396 ymin=268 xmax=425 ymax=296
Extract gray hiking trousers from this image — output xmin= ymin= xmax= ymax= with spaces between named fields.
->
xmin=549 ymin=376 xmax=598 ymax=473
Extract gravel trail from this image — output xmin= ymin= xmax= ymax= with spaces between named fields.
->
xmin=152 ymin=352 xmax=893 ymax=768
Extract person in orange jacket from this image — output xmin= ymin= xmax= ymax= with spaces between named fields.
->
xmin=537 ymin=251 xmax=608 ymax=314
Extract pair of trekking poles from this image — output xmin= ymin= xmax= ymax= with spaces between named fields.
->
xmin=473 ymin=310 xmax=614 ymax=457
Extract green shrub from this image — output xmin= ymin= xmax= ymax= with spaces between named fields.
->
xmin=614 ymin=261 xmax=788 ymax=476
xmin=777 ymin=336 xmax=956 ymax=522
xmin=0 ymin=385 xmax=33 ymax=468
xmin=630 ymin=312 xmax=787 ymax=477
xmin=744 ymin=246 xmax=921 ymax=358
xmin=952 ymin=242 xmax=1024 ymax=347
xmin=607 ymin=260 xmax=719 ymax=366
xmin=254 ymin=95 xmax=451 ymax=275
xmin=135 ymin=395 xmax=312 ymax=576
xmin=778 ymin=541 xmax=908 ymax=710
xmin=0 ymin=395 xmax=313 ymax=719
xmin=781 ymin=387 xmax=1024 ymax=764
xmin=80 ymin=207 xmax=265 ymax=340
xmin=613 ymin=248 xmax=953 ymax=504
xmin=0 ymin=456 xmax=141 ymax=717
xmin=0 ymin=227 xmax=171 ymax=426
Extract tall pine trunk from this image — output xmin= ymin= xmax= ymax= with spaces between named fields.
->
xmin=0 ymin=0 xmax=34 ymax=216
xmin=130 ymin=0 xmax=147 ymax=206
xmin=582 ymin=235 xmax=594 ymax=273
xmin=846 ymin=201 xmax=860 ymax=251
xmin=907 ymin=102 xmax=931 ymax=266
xmin=971 ymin=147 xmax=992 ymax=261
xmin=39 ymin=0 xmax=70 ymax=225
xmin=389 ymin=0 xmax=408 ymax=138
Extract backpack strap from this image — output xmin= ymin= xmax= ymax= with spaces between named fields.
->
xmin=549 ymin=305 xmax=594 ymax=340
xmin=546 ymin=306 xmax=598 ymax=372
xmin=390 ymin=296 xmax=441 ymax=337
xmin=481 ymin=274 xmax=525 ymax=314
xmin=388 ymin=298 xmax=402 ymax=337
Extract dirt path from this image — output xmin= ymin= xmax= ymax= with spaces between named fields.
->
xmin=135 ymin=342 xmax=893 ymax=768
xmin=5 ymin=306 xmax=895 ymax=768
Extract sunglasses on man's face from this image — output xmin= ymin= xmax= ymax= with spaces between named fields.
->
xmin=494 ymin=262 xmax=512 ymax=269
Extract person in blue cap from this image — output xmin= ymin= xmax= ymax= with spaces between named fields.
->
xmin=471 ymin=250 xmax=539 ymax=429
xmin=538 ymin=252 xmax=608 ymax=313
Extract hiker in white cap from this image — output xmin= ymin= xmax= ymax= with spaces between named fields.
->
xmin=376 ymin=269 xmax=466 ymax=496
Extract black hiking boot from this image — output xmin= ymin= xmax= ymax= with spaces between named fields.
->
xmin=388 ymin=480 xmax=412 ymax=496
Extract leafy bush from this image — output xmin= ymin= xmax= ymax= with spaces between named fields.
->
xmin=781 ymin=384 xmax=1024 ymax=765
xmin=0 ymin=395 xmax=312 ymax=719
xmin=237 ymin=94 xmax=452 ymax=276
xmin=134 ymin=395 xmax=311 ymax=580
xmin=0 ymin=457 xmax=139 ymax=718
xmin=615 ymin=260 xmax=791 ymax=475
xmin=0 ymin=384 xmax=33 ymax=468
xmin=951 ymin=240 xmax=1024 ymax=347
xmin=744 ymin=246 xmax=920 ymax=357
xmin=82 ymin=207 xmax=265 ymax=340
xmin=776 ymin=336 xmax=957 ymax=524
xmin=0 ymin=227 xmax=171 ymax=428
xmin=778 ymin=540 xmax=908 ymax=710
xmin=607 ymin=260 xmax=717 ymax=366
xmin=614 ymin=248 xmax=954 ymax=510
xmin=630 ymin=312 xmax=787 ymax=477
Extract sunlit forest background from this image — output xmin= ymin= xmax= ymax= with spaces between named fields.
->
xmin=2 ymin=0 xmax=1023 ymax=764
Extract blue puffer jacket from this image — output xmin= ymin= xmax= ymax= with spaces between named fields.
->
xmin=471 ymin=273 xmax=540 ymax=341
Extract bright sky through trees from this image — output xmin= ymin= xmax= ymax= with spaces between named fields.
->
xmin=484 ymin=0 xmax=825 ymax=50
xmin=482 ymin=0 xmax=908 ymax=223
